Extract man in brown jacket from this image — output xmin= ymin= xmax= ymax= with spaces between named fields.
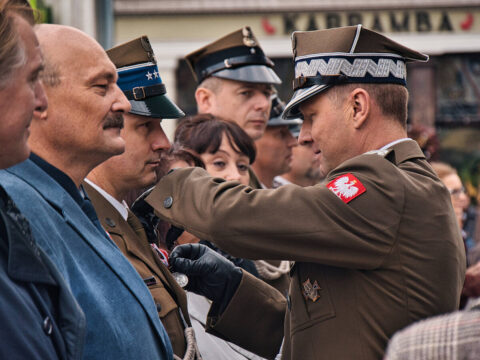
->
xmin=85 ymin=36 xmax=286 ymax=360
xmin=83 ymin=36 xmax=198 ymax=359
xmin=146 ymin=25 xmax=466 ymax=359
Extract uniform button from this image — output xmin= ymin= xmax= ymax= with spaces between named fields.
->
xmin=163 ymin=196 xmax=173 ymax=209
xmin=156 ymin=303 xmax=162 ymax=312
xmin=105 ymin=217 xmax=116 ymax=227
xmin=43 ymin=316 xmax=53 ymax=335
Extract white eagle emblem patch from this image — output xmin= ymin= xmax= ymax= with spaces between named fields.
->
xmin=327 ymin=173 xmax=366 ymax=203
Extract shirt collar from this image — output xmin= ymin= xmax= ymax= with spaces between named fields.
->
xmin=84 ymin=178 xmax=129 ymax=221
xmin=30 ymin=153 xmax=83 ymax=206
xmin=273 ymin=176 xmax=292 ymax=188
xmin=379 ymin=138 xmax=411 ymax=151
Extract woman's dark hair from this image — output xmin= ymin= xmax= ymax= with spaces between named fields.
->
xmin=174 ymin=113 xmax=256 ymax=164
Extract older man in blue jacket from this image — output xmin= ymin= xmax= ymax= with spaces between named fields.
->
xmin=0 ymin=24 xmax=173 ymax=359
xmin=0 ymin=1 xmax=86 ymax=359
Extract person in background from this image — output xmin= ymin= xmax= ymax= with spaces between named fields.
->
xmin=185 ymin=26 xmax=281 ymax=188
xmin=171 ymin=114 xmax=257 ymax=277
xmin=0 ymin=1 xmax=85 ymax=358
xmin=169 ymin=113 xmax=275 ymax=359
xmin=384 ymin=296 xmax=480 ymax=360
xmin=430 ymin=162 xmax=469 ymax=241
xmin=250 ymin=95 xmax=300 ymax=293
xmin=0 ymin=25 xmax=172 ymax=359
xmin=430 ymin=162 xmax=479 ymax=303
xmin=252 ymin=95 xmax=299 ymax=189
xmin=273 ymin=123 xmax=323 ymax=188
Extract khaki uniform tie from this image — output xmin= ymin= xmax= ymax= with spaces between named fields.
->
xmin=126 ymin=210 xmax=202 ymax=360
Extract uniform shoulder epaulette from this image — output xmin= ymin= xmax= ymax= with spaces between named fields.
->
xmin=363 ymin=149 xmax=392 ymax=158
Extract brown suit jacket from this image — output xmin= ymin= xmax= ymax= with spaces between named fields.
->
xmin=146 ymin=140 xmax=466 ymax=360
xmin=83 ymin=182 xmax=190 ymax=358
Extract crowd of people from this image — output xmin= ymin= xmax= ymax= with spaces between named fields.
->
xmin=0 ymin=0 xmax=478 ymax=359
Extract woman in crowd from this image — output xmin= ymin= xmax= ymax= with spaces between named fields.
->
xmin=165 ymin=114 xmax=274 ymax=360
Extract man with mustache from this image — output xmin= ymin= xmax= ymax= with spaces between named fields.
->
xmin=83 ymin=36 xmax=200 ymax=360
xmin=0 ymin=24 xmax=173 ymax=359
xmin=0 ymin=1 xmax=85 ymax=358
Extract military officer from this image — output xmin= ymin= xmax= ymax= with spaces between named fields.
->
xmin=146 ymin=25 xmax=466 ymax=359
xmin=83 ymin=36 xmax=201 ymax=360
xmin=187 ymin=26 xmax=280 ymax=142
xmin=186 ymin=27 xmax=293 ymax=292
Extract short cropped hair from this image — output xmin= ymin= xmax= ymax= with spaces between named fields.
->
xmin=0 ymin=0 xmax=35 ymax=88
xmin=327 ymin=83 xmax=409 ymax=127
xmin=174 ymin=113 xmax=256 ymax=164
xmin=197 ymin=76 xmax=223 ymax=93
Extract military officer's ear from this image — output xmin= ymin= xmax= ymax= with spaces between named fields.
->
xmin=349 ymin=87 xmax=370 ymax=129
xmin=195 ymin=87 xmax=215 ymax=114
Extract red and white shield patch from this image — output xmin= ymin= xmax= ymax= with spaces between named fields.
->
xmin=326 ymin=173 xmax=366 ymax=204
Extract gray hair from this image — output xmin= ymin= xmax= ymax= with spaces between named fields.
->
xmin=0 ymin=6 xmax=27 ymax=89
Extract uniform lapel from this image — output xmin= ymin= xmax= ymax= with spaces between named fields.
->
xmin=84 ymin=182 xmax=175 ymax=295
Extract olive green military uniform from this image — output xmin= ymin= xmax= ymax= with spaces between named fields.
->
xmin=146 ymin=140 xmax=466 ymax=359
xmin=83 ymin=183 xmax=190 ymax=357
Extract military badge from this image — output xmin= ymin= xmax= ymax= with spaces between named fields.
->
xmin=302 ymin=278 xmax=321 ymax=302
xmin=327 ymin=173 xmax=366 ymax=204
xmin=242 ymin=27 xmax=257 ymax=47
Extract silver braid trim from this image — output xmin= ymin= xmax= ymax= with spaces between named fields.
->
xmin=255 ymin=260 xmax=290 ymax=280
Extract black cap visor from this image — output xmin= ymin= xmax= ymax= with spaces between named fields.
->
xmin=129 ymin=94 xmax=185 ymax=119
xmin=213 ymin=64 xmax=281 ymax=85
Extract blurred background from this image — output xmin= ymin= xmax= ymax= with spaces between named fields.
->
xmin=31 ymin=0 xmax=480 ymax=204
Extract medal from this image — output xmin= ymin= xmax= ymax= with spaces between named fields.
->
xmin=171 ymin=272 xmax=189 ymax=288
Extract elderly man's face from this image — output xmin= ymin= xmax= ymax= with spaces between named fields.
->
xmin=0 ymin=16 xmax=47 ymax=169
xmin=41 ymin=32 xmax=130 ymax=162
xmin=208 ymin=79 xmax=273 ymax=141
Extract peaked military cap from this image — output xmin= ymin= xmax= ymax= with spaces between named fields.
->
xmin=185 ymin=26 xmax=281 ymax=85
xmin=268 ymin=94 xmax=302 ymax=128
xmin=107 ymin=36 xmax=184 ymax=119
xmin=283 ymin=24 xmax=429 ymax=119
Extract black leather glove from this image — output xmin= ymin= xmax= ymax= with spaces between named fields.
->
xmin=170 ymin=243 xmax=243 ymax=315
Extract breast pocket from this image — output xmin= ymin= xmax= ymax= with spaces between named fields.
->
xmin=147 ymin=284 xmax=178 ymax=318
xmin=289 ymin=263 xmax=336 ymax=334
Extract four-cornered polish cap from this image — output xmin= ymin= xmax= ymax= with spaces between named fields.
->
xmin=185 ymin=26 xmax=281 ymax=85
xmin=107 ymin=36 xmax=185 ymax=119
xmin=268 ymin=94 xmax=303 ymax=129
xmin=282 ymin=24 xmax=429 ymax=119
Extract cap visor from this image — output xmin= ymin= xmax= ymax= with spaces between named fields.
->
xmin=268 ymin=116 xmax=303 ymax=127
xmin=214 ymin=65 xmax=281 ymax=85
xmin=282 ymin=84 xmax=331 ymax=119
xmin=129 ymin=94 xmax=185 ymax=119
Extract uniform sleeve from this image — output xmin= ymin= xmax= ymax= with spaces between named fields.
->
xmin=205 ymin=270 xmax=285 ymax=359
xmin=147 ymin=154 xmax=404 ymax=269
